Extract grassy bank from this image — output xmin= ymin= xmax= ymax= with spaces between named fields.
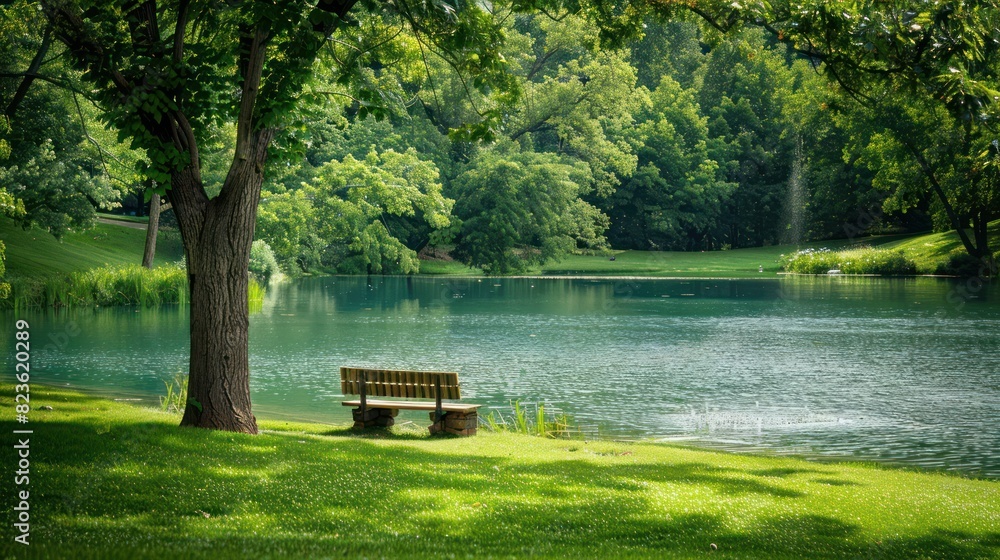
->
xmin=5 ymin=264 xmax=189 ymax=309
xmin=4 ymin=213 xmax=997 ymax=280
xmin=4 ymin=263 xmax=269 ymax=312
xmin=419 ymin=235 xmax=915 ymax=278
xmin=885 ymin=220 xmax=1000 ymax=273
xmin=421 ymin=223 xmax=1000 ymax=278
xmin=3 ymin=386 xmax=997 ymax=559
xmin=0 ymin=215 xmax=184 ymax=278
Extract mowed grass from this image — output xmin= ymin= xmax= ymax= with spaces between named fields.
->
xmin=1 ymin=215 xmax=184 ymax=278
xmin=420 ymin=235 xmax=912 ymax=278
xmin=96 ymin=212 xmax=152 ymax=224
xmin=884 ymin=220 xmax=1000 ymax=273
xmin=3 ymin=386 xmax=998 ymax=560
xmin=540 ymin=247 xmax=817 ymax=277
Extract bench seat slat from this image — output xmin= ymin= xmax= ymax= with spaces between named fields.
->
xmin=341 ymin=399 xmax=480 ymax=413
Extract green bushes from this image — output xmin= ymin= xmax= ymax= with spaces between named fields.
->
xmin=249 ymin=239 xmax=281 ymax=282
xmin=780 ymin=247 xmax=917 ymax=275
xmin=934 ymin=251 xmax=999 ymax=277
xmin=70 ymin=265 xmax=189 ymax=306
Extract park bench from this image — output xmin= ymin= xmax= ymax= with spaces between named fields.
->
xmin=340 ymin=367 xmax=481 ymax=436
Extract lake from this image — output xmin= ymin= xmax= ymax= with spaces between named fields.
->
xmin=8 ymin=275 xmax=1000 ymax=477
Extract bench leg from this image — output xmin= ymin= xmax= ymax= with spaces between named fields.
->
xmin=428 ymin=411 xmax=478 ymax=436
xmin=353 ymin=407 xmax=397 ymax=428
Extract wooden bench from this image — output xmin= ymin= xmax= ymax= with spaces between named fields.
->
xmin=340 ymin=367 xmax=481 ymax=436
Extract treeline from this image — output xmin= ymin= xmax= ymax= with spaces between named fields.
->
xmin=0 ymin=7 xmax=940 ymax=276
xmin=245 ymin=15 xmax=931 ymax=275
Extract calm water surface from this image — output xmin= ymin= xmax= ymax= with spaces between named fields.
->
xmin=8 ymin=276 xmax=1000 ymax=477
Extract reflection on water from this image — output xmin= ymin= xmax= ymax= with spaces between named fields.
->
xmin=5 ymin=275 xmax=999 ymax=477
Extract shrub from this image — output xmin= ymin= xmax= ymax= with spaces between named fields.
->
xmin=935 ymin=252 xmax=997 ymax=278
xmin=780 ymin=246 xmax=917 ymax=275
xmin=67 ymin=265 xmax=188 ymax=306
xmin=249 ymin=239 xmax=281 ymax=282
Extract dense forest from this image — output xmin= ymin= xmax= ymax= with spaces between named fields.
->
xmin=2 ymin=2 xmax=996 ymax=277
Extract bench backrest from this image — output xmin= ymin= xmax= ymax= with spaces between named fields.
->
xmin=340 ymin=367 xmax=461 ymax=400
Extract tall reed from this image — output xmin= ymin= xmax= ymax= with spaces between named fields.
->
xmin=248 ymin=278 xmax=265 ymax=314
xmin=483 ymin=400 xmax=578 ymax=438
xmin=160 ymin=372 xmax=189 ymax=414
xmin=67 ymin=265 xmax=188 ymax=306
xmin=3 ymin=264 xmax=261 ymax=310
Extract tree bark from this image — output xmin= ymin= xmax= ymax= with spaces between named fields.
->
xmin=170 ymin=22 xmax=273 ymax=433
xmin=170 ymin=140 xmax=268 ymax=433
xmin=142 ymin=191 xmax=160 ymax=269
xmin=159 ymin=116 xmax=267 ymax=434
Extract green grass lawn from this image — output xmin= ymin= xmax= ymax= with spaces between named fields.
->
xmin=5 ymin=212 xmax=996 ymax=281
xmin=419 ymin=234 xmax=914 ymax=278
xmin=884 ymin=220 xmax=1000 ymax=273
xmin=96 ymin=212 xmax=152 ymax=224
xmin=3 ymin=386 xmax=997 ymax=559
xmin=1 ymin=215 xmax=184 ymax=278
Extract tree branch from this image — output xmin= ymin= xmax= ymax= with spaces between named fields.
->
xmin=900 ymin=138 xmax=980 ymax=255
xmin=127 ymin=0 xmax=161 ymax=56
xmin=234 ymin=24 xmax=270 ymax=161
xmin=41 ymin=0 xmax=133 ymax=95
xmin=71 ymin=91 xmax=114 ymax=184
xmin=526 ymin=46 xmax=561 ymax=81
xmin=4 ymin=26 xmax=52 ymax=118
xmin=171 ymin=110 xmax=202 ymax=185
xmin=174 ymin=0 xmax=190 ymax=63
xmin=0 ymin=71 xmax=94 ymax=101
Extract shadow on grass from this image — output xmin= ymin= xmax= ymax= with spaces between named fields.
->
xmin=2 ymin=388 xmax=997 ymax=559
xmin=318 ymin=425 xmax=431 ymax=440
xmin=749 ymin=467 xmax=828 ymax=478
xmin=811 ymin=477 xmax=862 ymax=487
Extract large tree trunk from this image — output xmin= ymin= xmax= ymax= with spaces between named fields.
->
xmin=169 ymin=141 xmax=268 ymax=433
xmin=41 ymin=1 xmax=357 ymax=435
xmin=181 ymin=197 xmax=257 ymax=433
xmin=142 ymin=191 xmax=160 ymax=269
xmin=165 ymin=25 xmax=273 ymax=434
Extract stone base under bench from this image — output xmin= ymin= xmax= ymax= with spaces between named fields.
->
xmin=429 ymin=410 xmax=478 ymax=436
xmin=351 ymin=407 xmax=477 ymax=435
xmin=352 ymin=407 xmax=398 ymax=428
xmin=345 ymin=400 xmax=480 ymax=435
